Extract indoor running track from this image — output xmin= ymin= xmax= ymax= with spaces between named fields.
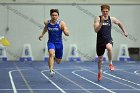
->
xmin=0 ymin=61 xmax=140 ymax=93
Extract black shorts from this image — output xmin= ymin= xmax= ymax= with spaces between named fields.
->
xmin=96 ymin=40 xmax=113 ymax=56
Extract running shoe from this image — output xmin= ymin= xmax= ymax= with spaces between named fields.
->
xmin=109 ymin=64 xmax=115 ymax=71
xmin=50 ymin=70 xmax=55 ymax=77
xmin=98 ymin=71 xmax=102 ymax=81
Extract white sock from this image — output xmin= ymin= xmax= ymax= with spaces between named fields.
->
xmin=109 ymin=61 xmax=112 ymax=64
xmin=99 ymin=69 xmax=102 ymax=73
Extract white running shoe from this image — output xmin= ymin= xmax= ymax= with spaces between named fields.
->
xmin=50 ymin=70 xmax=55 ymax=77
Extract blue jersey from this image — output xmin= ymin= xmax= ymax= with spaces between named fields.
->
xmin=47 ymin=20 xmax=62 ymax=43
xmin=97 ymin=16 xmax=112 ymax=44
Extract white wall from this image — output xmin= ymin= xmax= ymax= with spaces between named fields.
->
xmin=1 ymin=0 xmax=140 ymax=4
xmin=0 ymin=4 xmax=140 ymax=61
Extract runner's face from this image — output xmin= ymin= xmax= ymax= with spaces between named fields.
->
xmin=51 ymin=12 xmax=59 ymax=21
xmin=101 ymin=8 xmax=109 ymax=17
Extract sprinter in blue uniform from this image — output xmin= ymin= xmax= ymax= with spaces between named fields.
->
xmin=39 ymin=9 xmax=69 ymax=76
xmin=94 ymin=4 xmax=128 ymax=81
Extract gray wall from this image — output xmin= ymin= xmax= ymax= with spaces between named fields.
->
xmin=0 ymin=4 xmax=140 ymax=61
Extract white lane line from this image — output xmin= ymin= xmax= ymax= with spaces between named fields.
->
xmin=14 ymin=63 xmax=34 ymax=93
xmin=9 ymin=70 xmax=18 ymax=93
xmin=104 ymin=70 xmax=140 ymax=86
xmin=8 ymin=67 xmax=76 ymax=93
xmin=85 ymin=69 xmax=138 ymax=89
xmin=74 ymin=66 xmax=139 ymax=89
xmin=115 ymin=69 xmax=140 ymax=77
xmin=39 ymin=68 xmax=78 ymax=72
xmin=55 ymin=71 xmax=93 ymax=93
xmin=1 ymin=89 xmax=140 ymax=90
xmin=72 ymin=69 xmax=116 ymax=93
xmin=9 ymin=69 xmax=31 ymax=93
xmin=41 ymin=70 xmax=67 ymax=93
xmin=134 ymin=70 xmax=140 ymax=75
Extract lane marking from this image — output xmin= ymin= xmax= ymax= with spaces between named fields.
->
xmin=14 ymin=63 xmax=34 ymax=93
xmin=9 ymin=69 xmax=31 ymax=93
xmin=41 ymin=70 xmax=67 ymax=93
xmin=55 ymin=71 xmax=93 ymax=93
xmin=85 ymin=69 xmax=138 ymax=89
xmin=0 ymin=89 xmax=140 ymax=90
xmin=72 ymin=69 xmax=116 ymax=93
xmin=134 ymin=70 xmax=140 ymax=75
xmin=104 ymin=70 xmax=140 ymax=86
xmin=114 ymin=69 xmax=140 ymax=77
xmin=9 ymin=70 xmax=18 ymax=93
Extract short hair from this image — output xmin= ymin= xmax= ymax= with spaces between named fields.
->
xmin=101 ymin=4 xmax=110 ymax=11
xmin=50 ymin=9 xmax=59 ymax=16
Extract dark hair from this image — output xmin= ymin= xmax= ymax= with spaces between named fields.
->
xmin=101 ymin=4 xmax=110 ymax=11
xmin=50 ymin=9 xmax=59 ymax=16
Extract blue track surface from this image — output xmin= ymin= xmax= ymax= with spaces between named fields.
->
xmin=0 ymin=61 xmax=140 ymax=93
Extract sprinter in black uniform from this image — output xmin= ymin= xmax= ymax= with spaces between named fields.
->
xmin=94 ymin=4 xmax=128 ymax=81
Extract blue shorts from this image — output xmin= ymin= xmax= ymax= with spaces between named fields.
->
xmin=47 ymin=42 xmax=63 ymax=59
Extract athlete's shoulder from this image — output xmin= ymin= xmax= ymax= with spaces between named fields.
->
xmin=95 ymin=16 xmax=100 ymax=20
xmin=60 ymin=20 xmax=66 ymax=26
xmin=44 ymin=19 xmax=49 ymax=25
xmin=110 ymin=16 xmax=120 ymax=24
xmin=110 ymin=16 xmax=116 ymax=20
xmin=60 ymin=20 xmax=65 ymax=24
xmin=94 ymin=16 xmax=100 ymax=23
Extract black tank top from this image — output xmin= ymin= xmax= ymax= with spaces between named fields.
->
xmin=97 ymin=16 xmax=112 ymax=45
